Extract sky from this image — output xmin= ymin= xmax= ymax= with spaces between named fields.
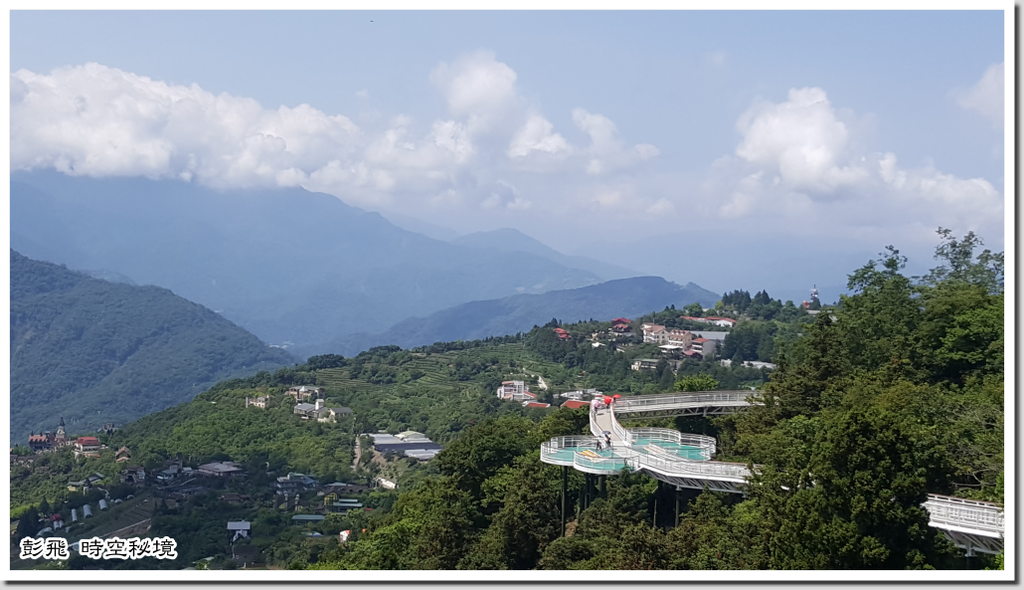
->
xmin=8 ymin=9 xmax=1011 ymax=302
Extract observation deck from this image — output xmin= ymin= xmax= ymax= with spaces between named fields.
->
xmin=540 ymin=390 xmax=1005 ymax=553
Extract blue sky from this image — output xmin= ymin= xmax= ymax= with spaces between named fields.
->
xmin=9 ymin=9 xmax=1010 ymax=301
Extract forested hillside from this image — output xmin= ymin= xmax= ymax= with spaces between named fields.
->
xmin=10 ymin=250 xmax=295 ymax=442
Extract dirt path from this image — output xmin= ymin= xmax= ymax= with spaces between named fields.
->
xmin=352 ymin=436 xmax=361 ymax=471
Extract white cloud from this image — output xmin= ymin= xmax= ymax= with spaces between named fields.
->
xmin=735 ymin=87 xmax=866 ymax=193
xmin=572 ymin=108 xmax=659 ymax=175
xmin=507 ymin=115 xmax=569 ymax=158
xmin=954 ymin=62 xmax=1004 ymax=128
xmin=11 ymin=63 xmax=361 ymax=189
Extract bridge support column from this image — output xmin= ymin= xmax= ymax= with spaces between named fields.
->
xmin=674 ymin=487 xmax=681 ymax=528
xmin=561 ymin=466 xmax=567 ymax=537
xmin=599 ymin=475 xmax=606 ymax=498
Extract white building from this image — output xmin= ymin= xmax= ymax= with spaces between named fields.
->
xmin=496 ymin=380 xmax=536 ymax=402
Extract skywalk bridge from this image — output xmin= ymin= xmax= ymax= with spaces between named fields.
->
xmin=541 ymin=390 xmax=1005 ymax=554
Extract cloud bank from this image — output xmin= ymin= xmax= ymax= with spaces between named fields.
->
xmin=10 ymin=56 xmax=1003 ymax=251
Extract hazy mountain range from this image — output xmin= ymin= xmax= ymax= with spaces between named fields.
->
xmin=12 ymin=171 xmax=620 ymax=350
xmin=317 ymin=276 xmax=719 ymax=357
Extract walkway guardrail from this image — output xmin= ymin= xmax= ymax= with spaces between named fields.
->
xmin=627 ymin=427 xmax=716 ymax=459
xmin=573 ymin=448 xmax=630 ymax=474
xmin=923 ymin=494 xmax=1004 ymax=535
xmin=627 ymin=451 xmax=752 ymax=483
xmin=614 ymin=391 xmax=756 ymax=414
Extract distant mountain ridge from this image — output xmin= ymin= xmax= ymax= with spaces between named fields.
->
xmin=451 ymin=228 xmax=641 ymax=281
xmin=318 ymin=275 xmax=720 ymax=357
xmin=10 ymin=250 xmax=295 ymax=443
xmin=11 ymin=171 xmax=605 ymax=350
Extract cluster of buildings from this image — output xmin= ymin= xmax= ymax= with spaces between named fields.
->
xmin=27 ymin=417 xmax=70 ymax=452
xmin=553 ymin=327 xmax=572 ymax=340
xmin=639 ymin=320 xmax=734 ymax=363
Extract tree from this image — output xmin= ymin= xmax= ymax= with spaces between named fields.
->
xmin=919 ymin=228 xmax=1004 ymax=294
xmin=682 ymin=302 xmax=703 ymax=317
xmin=748 ymin=404 xmax=952 ymax=569
xmin=675 ymin=373 xmax=719 ymax=392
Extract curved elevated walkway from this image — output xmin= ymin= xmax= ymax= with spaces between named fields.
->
xmin=541 ymin=390 xmax=1004 ymax=553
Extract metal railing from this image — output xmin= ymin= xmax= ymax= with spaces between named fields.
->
xmin=627 ymin=450 xmax=752 ymax=483
xmin=627 ymin=427 xmax=716 ymax=458
xmin=924 ymin=494 xmax=1004 ymax=534
xmin=613 ymin=391 xmax=757 ymax=414
xmin=573 ymin=448 xmax=631 ymax=474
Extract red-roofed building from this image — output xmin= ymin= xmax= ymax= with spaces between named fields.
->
xmin=553 ymin=327 xmax=572 ymax=340
xmin=522 ymin=402 xmax=551 ymax=408
xmin=75 ymin=437 xmax=101 ymax=452
xmin=610 ymin=318 xmax=632 ymax=333
xmin=560 ymin=400 xmax=590 ymax=410
xmin=689 ymin=338 xmax=718 ymax=359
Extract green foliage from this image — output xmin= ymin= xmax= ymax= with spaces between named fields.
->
xmin=675 ymin=373 xmax=719 ymax=392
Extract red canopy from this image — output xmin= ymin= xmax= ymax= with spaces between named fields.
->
xmin=612 ymin=394 xmax=622 ymax=399
xmin=604 ymin=396 xmax=612 ymax=405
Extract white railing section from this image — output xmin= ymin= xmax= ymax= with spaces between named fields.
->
xmin=541 ymin=436 xmax=598 ymax=458
xmin=573 ymin=448 xmax=631 ymax=474
xmin=627 ymin=427 xmax=716 ymax=459
xmin=627 ymin=451 xmax=752 ymax=483
xmin=923 ymin=494 xmax=1004 ymax=534
xmin=609 ymin=410 xmax=629 ymax=442
xmin=613 ymin=391 xmax=757 ymax=414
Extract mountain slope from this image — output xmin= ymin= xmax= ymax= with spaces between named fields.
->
xmin=10 ymin=250 xmax=296 ymax=443
xmin=451 ymin=228 xmax=640 ymax=281
xmin=320 ymin=276 xmax=721 ymax=356
xmin=11 ymin=171 xmax=601 ymax=349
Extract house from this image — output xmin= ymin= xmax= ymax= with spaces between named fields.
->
xmin=560 ymin=400 xmax=590 ymax=410
xmin=523 ymin=401 xmax=551 ymax=408
xmin=287 ymin=385 xmax=323 ymax=401
xmin=690 ymin=338 xmax=717 ymax=359
xmin=291 ymin=514 xmax=326 ymax=524
xmin=496 ymin=380 xmax=536 ymax=402
xmin=691 ymin=331 xmax=729 ymax=343
xmin=318 ymin=407 xmax=352 ymax=423
xmin=321 ymin=482 xmax=370 ymax=495
xmin=327 ymin=499 xmax=364 ymax=514
xmin=630 ymin=358 xmax=660 ymax=371
xmin=245 ymin=396 xmax=269 ymax=409
xmin=610 ymin=318 xmax=632 ymax=333
xmin=276 ymin=472 xmax=319 ymax=493
xmin=641 ymin=323 xmax=669 ymax=344
xmin=75 ymin=437 xmax=102 ymax=452
xmin=28 ymin=433 xmax=52 ymax=453
xmin=227 ymin=521 xmax=251 ymax=542
xmin=197 ymin=461 xmax=243 ymax=477
xmin=115 ymin=447 xmax=131 ymax=463
xmin=120 ymin=466 xmax=146 ymax=485
xmin=553 ymin=327 xmax=572 ymax=340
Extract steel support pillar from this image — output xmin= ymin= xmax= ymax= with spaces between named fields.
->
xmin=561 ymin=465 xmax=567 ymax=537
